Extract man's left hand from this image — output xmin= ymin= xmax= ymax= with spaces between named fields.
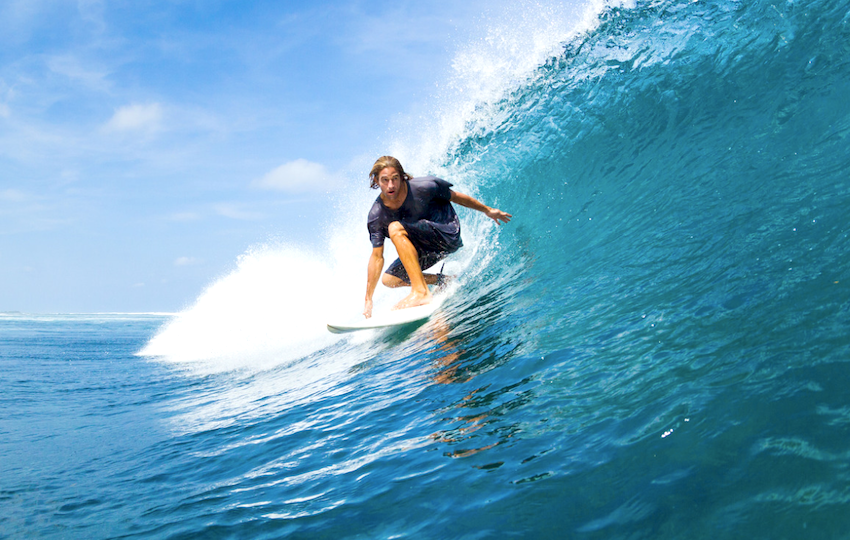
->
xmin=486 ymin=208 xmax=512 ymax=225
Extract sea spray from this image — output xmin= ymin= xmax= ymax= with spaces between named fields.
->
xmin=139 ymin=244 xmax=344 ymax=371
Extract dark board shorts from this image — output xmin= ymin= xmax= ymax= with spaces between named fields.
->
xmin=383 ymin=219 xmax=460 ymax=283
xmin=384 ymin=251 xmax=450 ymax=284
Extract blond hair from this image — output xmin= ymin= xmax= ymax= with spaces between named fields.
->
xmin=369 ymin=156 xmax=411 ymax=189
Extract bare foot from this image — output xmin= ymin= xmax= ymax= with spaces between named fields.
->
xmin=393 ymin=289 xmax=433 ymax=310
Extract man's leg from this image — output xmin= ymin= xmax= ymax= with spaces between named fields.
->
xmin=387 ymin=221 xmax=432 ymax=309
xmin=382 ymin=272 xmax=444 ymax=288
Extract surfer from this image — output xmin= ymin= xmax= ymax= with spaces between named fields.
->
xmin=364 ymin=156 xmax=512 ymax=318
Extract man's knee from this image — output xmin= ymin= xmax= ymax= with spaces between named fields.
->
xmin=382 ymin=272 xmax=407 ymax=288
xmin=387 ymin=221 xmax=408 ymax=240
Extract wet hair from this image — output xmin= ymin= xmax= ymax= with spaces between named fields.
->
xmin=369 ymin=156 xmax=411 ymax=189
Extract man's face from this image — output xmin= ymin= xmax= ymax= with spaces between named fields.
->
xmin=378 ymin=167 xmax=404 ymax=201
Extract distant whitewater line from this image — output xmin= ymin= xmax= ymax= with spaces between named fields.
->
xmin=0 ymin=312 xmax=177 ymax=319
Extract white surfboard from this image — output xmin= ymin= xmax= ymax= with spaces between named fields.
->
xmin=327 ymin=299 xmax=441 ymax=334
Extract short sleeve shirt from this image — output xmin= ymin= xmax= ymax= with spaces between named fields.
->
xmin=367 ymin=176 xmax=462 ymax=253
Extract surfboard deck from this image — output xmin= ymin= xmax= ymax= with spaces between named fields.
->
xmin=327 ymin=300 xmax=441 ymax=334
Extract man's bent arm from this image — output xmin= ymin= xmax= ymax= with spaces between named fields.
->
xmin=364 ymin=246 xmax=384 ymax=318
xmin=450 ymin=190 xmax=512 ymax=225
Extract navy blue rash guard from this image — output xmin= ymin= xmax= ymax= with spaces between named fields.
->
xmin=368 ymin=176 xmax=462 ymax=276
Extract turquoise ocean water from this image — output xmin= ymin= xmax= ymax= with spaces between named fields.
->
xmin=3 ymin=0 xmax=850 ymax=537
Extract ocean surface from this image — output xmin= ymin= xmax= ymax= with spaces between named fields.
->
xmin=3 ymin=0 xmax=850 ymax=537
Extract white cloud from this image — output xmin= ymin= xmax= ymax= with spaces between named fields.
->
xmin=103 ymin=103 xmax=163 ymax=132
xmin=213 ymin=203 xmax=264 ymax=221
xmin=47 ymin=54 xmax=110 ymax=92
xmin=174 ymin=256 xmax=201 ymax=266
xmin=254 ymin=158 xmax=342 ymax=193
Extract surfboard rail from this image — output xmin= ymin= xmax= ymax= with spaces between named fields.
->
xmin=327 ymin=300 xmax=441 ymax=334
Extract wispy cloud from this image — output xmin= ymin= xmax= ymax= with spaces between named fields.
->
xmin=103 ymin=103 xmax=163 ymax=132
xmin=254 ymin=159 xmax=342 ymax=193
xmin=46 ymin=54 xmax=111 ymax=92
xmin=214 ymin=203 xmax=264 ymax=221
xmin=174 ymin=256 xmax=201 ymax=266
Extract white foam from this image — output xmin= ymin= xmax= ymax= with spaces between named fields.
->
xmin=140 ymin=243 xmax=343 ymax=371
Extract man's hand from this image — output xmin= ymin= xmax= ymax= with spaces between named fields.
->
xmin=450 ymin=190 xmax=512 ymax=225
xmin=363 ymin=298 xmax=373 ymax=319
xmin=486 ymin=207 xmax=512 ymax=225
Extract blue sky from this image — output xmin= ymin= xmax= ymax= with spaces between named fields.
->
xmin=0 ymin=0 xmax=581 ymax=313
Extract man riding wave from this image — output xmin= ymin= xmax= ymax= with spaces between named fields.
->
xmin=364 ymin=156 xmax=512 ymax=318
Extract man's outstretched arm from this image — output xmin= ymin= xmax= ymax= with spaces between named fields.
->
xmin=450 ymin=190 xmax=512 ymax=224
